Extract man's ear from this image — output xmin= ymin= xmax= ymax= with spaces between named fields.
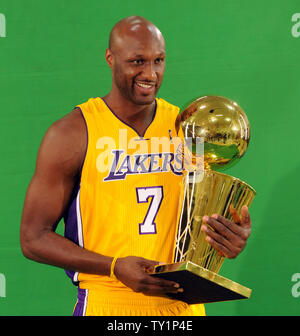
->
xmin=105 ymin=48 xmax=114 ymax=68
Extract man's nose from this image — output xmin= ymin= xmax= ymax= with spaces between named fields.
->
xmin=142 ymin=62 xmax=157 ymax=81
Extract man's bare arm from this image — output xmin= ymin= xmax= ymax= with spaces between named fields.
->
xmin=20 ymin=109 xmax=114 ymax=275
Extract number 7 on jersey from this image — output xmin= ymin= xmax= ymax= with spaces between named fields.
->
xmin=136 ymin=186 xmax=163 ymax=234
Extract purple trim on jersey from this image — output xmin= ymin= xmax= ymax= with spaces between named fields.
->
xmin=100 ymin=97 xmax=157 ymax=138
xmin=63 ymin=106 xmax=88 ymax=285
xmin=73 ymin=288 xmax=88 ymax=316
xmin=63 ymin=185 xmax=80 ymax=284
xmin=76 ymin=106 xmax=89 ymax=173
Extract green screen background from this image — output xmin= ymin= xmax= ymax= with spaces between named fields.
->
xmin=0 ymin=0 xmax=299 ymax=316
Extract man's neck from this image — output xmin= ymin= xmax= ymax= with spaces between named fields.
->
xmin=102 ymin=91 xmax=156 ymax=136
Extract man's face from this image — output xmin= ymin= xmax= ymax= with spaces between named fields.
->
xmin=108 ymin=32 xmax=165 ymax=106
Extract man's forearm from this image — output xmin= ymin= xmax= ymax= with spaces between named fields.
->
xmin=21 ymin=230 xmax=113 ymax=276
xmin=20 ymin=227 xmax=183 ymax=296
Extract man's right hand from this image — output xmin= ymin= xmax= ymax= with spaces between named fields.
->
xmin=114 ymin=256 xmax=183 ymax=295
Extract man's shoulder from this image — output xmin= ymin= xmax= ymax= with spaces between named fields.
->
xmin=36 ymin=108 xmax=87 ymax=176
xmin=49 ymin=107 xmax=85 ymax=137
xmin=41 ymin=108 xmax=87 ymax=160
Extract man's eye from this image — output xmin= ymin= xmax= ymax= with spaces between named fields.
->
xmin=155 ymin=58 xmax=164 ymax=64
xmin=132 ymin=59 xmax=144 ymax=65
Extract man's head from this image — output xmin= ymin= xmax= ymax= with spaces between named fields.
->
xmin=105 ymin=16 xmax=165 ymax=106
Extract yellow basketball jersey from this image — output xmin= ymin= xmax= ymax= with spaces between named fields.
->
xmin=64 ymin=97 xmax=205 ymax=315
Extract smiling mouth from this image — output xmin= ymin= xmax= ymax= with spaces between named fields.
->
xmin=134 ymin=81 xmax=156 ymax=93
xmin=136 ymin=82 xmax=154 ymax=89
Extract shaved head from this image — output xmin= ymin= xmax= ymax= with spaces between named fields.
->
xmin=105 ymin=16 xmax=166 ymax=106
xmin=108 ymin=16 xmax=165 ymax=53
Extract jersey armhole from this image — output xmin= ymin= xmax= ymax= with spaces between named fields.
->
xmin=75 ymin=106 xmax=89 ymax=177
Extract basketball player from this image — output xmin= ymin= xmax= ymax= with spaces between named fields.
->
xmin=20 ymin=16 xmax=252 ymax=316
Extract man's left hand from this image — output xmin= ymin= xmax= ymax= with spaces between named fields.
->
xmin=201 ymin=205 xmax=251 ymax=259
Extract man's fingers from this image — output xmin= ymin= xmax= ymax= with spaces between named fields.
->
xmin=241 ymin=205 xmax=251 ymax=228
xmin=229 ymin=204 xmax=241 ymax=224
xmin=205 ymin=235 xmax=234 ymax=259
xmin=135 ymin=258 xmax=183 ymax=293
xmin=136 ymin=273 xmax=183 ymax=294
xmin=202 ymin=207 xmax=252 ymax=258
xmin=144 ymin=273 xmax=180 ymax=289
xmin=202 ymin=224 xmax=242 ymax=255
xmin=203 ymin=215 xmax=243 ymax=238
xmin=230 ymin=204 xmax=251 ymax=228
xmin=141 ymin=283 xmax=184 ymax=295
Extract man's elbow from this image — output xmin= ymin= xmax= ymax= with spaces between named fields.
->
xmin=20 ymin=235 xmax=35 ymax=260
xmin=20 ymin=230 xmax=41 ymax=261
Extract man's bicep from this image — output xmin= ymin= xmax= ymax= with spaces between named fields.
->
xmin=21 ymin=115 xmax=84 ymax=238
xmin=21 ymin=176 xmax=68 ymax=240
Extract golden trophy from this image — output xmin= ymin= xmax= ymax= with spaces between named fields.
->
xmin=152 ymin=95 xmax=256 ymax=304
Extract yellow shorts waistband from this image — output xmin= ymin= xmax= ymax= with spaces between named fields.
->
xmin=74 ymin=284 xmax=205 ymax=316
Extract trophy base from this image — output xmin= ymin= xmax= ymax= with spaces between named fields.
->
xmin=151 ymin=261 xmax=251 ymax=304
